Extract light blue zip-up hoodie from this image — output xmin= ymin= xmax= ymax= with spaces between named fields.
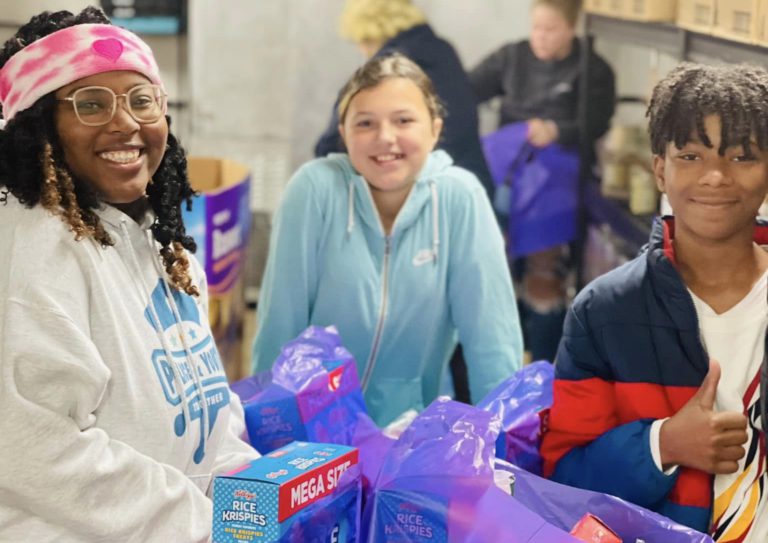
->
xmin=252 ymin=150 xmax=523 ymax=425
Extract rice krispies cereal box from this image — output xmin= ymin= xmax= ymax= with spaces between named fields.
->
xmin=212 ymin=441 xmax=360 ymax=542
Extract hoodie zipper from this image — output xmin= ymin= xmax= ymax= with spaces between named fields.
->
xmin=361 ymin=234 xmax=391 ymax=391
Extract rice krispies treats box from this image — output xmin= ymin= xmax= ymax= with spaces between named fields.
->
xmin=212 ymin=441 xmax=360 ymax=542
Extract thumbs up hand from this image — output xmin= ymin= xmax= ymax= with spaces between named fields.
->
xmin=659 ymin=360 xmax=749 ymax=474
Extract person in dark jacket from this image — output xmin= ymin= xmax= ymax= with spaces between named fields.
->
xmin=314 ymin=0 xmax=493 ymax=199
xmin=468 ymin=0 xmax=616 ymax=365
xmin=541 ymin=63 xmax=768 ymax=542
xmin=315 ymin=0 xmax=496 ymax=404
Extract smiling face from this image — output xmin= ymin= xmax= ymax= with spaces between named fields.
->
xmin=339 ymin=77 xmax=442 ymax=197
xmin=530 ymin=4 xmax=575 ymax=62
xmin=54 ymin=70 xmax=168 ymax=205
xmin=653 ymin=115 xmax=768 ymax=244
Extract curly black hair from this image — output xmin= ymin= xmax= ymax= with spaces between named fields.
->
xmin=647 ymin=62 xmax=768 ymax=158
xmin=0 ymin=7 xmax=199 ymax=295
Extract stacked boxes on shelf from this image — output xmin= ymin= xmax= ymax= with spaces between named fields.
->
xmin=584 ymin=0 xmax=624 ymax=17
xmin=712 ymin=0 xmax=761 ymax=43
xmin=620 ymin=0 xmax=678 ymax=21
xmin=676 ymin=0 xmax=717 ymax=33
xmin=587 ymin=0 xmax=768 ymax=48
xmin=758 ymin=3 xmax=768 ymax=44
xmin=586 ymin=0 xmax=678 ymax=21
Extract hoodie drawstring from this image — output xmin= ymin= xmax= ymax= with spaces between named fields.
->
xmin=429 ymin=180 xmax=439 ymax=261
xmin=347 ymin=178 xmax=439 ymax=263
xmin=347 ymin=181 xmax=355 ymax=235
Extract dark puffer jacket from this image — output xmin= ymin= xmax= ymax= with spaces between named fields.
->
xmin=541 ymin=217 xmax=768 ymax=534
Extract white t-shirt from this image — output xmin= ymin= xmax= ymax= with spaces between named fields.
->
xmin=690 ymin=272 xmax=768 ymax=543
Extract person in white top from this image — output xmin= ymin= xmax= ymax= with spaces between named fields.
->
xmin=542 ymin=62 xmax=768 ymax=542
xmin=0 ymin=7 xmax=259 ymax=542
xmin=648 ymin=65 xmax=768 ymax=543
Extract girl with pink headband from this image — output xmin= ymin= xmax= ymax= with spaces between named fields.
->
xmin=0 ymin=7 xmax=259 ymax=542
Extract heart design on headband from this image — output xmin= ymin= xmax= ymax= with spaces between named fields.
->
xmin=92 ymin=38 xmax=124 ymax=62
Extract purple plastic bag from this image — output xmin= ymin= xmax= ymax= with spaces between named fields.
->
xmin=483 ymin=122 xmax=580 ymax=258
xmin=495 ymin=460 xmax=715 ymax=543
xmin=231 ymin=326 xmax=368 ymax=453
xmin=477 ymin=360 xmax=553 ymax=475
xmin=364 ymin=398 xmax=581 ymax=542
xmin=349 ymin=412 xmax=395 ymax=503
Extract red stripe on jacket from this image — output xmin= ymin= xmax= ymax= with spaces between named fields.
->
xmin=542 ymin=378 xmax=712 ymax=509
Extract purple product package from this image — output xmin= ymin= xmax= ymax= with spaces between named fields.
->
xmin=231 ymin=326 xmax=368 ymax=454
xmin=477 ymin=360 xmax=554 ymax=474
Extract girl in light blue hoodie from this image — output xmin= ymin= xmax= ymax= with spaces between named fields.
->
xmin=252 ymin=53 xmax=523 ymax=425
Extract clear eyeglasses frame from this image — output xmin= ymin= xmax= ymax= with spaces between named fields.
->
xmin=57 ymin=84 xmax=167 ymax=127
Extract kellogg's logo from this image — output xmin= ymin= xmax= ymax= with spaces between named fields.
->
xmin=266 ymin=469 xmax=289 ymax=480
xmin=234 ymin=489 xmax=256 ymax=500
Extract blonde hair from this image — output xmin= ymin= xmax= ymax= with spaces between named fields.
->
xmin=337 ymin=53 xmax=444 ymax=124
xmin=533 ymin=0 xmax=582 ymax=27
xmin=339 ymin=0 xmax=426 ymax=44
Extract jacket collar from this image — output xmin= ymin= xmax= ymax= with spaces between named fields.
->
xmin=645 ymin=216 xmax=768 ymax=378
xmin=649 ymin=215 xmax=768 ymax=263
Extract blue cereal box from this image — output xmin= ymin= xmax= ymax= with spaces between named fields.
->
xmin=212 ymin=441 xmax=360 ymax=543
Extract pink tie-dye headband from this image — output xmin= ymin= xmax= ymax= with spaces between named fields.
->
xmin=0 ymin=24 xmax=164 ymax=122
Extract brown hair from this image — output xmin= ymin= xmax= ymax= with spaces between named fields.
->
xmin=533 ymin=0 xmax=582 ymax=27
xmin=337 ymin=52 xmax=444 ymax=124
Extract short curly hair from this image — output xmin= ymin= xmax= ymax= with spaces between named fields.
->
xmin=0 ymin=7 xmax=199 ymax=296
xmin=339 ymin=0 xmax=426 ymax=44
xmin=647 ymin=62 xmax=768 ymax=157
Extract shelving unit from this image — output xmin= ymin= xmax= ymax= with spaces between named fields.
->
xmin=578 ymin=13 xmax=768 ymax=282
xmin=585 ymin=14 xmax=768 ymax=67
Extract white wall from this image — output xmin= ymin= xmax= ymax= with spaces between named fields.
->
xmin=188 ymin=0 xmax=534 ymax=211
xmin=0 ymin=1 xmax=189 ymax=139
xmin=0 ymin=1 xmax=534 ymax=212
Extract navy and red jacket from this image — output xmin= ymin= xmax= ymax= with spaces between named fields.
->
xmin=540 ymin=217 xmax=768 ymax=533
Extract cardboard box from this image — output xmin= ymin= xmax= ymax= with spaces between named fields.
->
xmin=677 ymin=0 xmax=717 ymax=34
xmin=713 ymin=0 xmax=760 ymax=43
xmin=622 ymin=0 xmax=678 ymax=21
xmin=212 ymin=442 xmax=360 ymax=543
xmin=184 ymin=157 xmax=251 ymax=380
xmin=585 ymin=0 xmax=626 ymax=16
xmin=756 ymin=0 xmax=768 ymax=45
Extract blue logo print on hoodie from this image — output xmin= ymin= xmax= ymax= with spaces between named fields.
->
xmin=144 ymin=280 xmax=230 ymax=463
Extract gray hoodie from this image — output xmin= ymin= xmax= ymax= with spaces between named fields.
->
xmin=0 ymin=196 xmax=259 ymax=542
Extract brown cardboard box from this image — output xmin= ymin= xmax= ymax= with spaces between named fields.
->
xmin=621 ymin=0 xmax=678 ymax=21
xmin=585 ymin=0 xmax=626 ymax=16
xmin=756 ymin=0 xmax=768 ymax=45
xmin=713 ymin=0 xmax=761 ymax=44
xmin=677 ymin=0 xmax=717 ymax=33
xmin=184 ymin=157 xmax=252 ymax=381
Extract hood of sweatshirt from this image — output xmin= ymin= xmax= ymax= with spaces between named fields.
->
xmin=326 ymin=149 xmax=454 ymax=259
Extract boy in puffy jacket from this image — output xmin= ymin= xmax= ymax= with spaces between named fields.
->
xmin=541 ymin=63 xmax=768 ymax=542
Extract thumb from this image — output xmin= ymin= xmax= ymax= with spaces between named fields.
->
xmin=695 ymin=359 xmax=721 ymax=409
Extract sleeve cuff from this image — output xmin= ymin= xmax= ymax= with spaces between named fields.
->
xmin=650 ymin=418 xmax=679 ymax=475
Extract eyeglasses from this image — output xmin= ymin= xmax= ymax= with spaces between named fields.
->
xmin=57 ymin=84 xmax=167 ymax=126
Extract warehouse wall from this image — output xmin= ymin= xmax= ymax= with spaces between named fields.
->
xmin=0 ymin=0 xmax=540 ymax=212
